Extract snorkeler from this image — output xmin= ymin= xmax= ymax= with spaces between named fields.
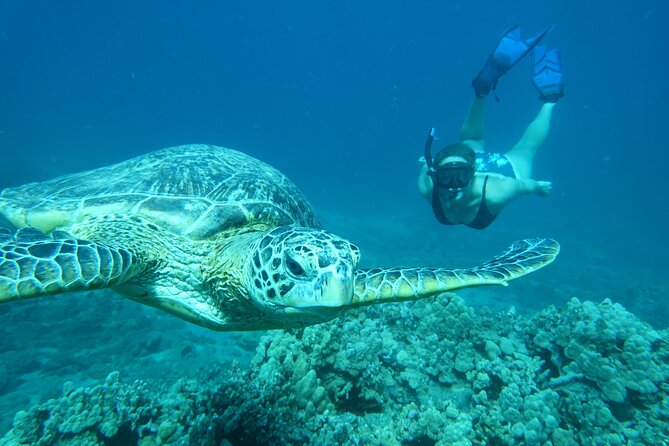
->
xmin=418 ymin=25 xmax=564 ymax=230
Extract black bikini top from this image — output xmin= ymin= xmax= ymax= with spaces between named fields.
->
xmin=431 ymin=176 xmax=498 ymax=230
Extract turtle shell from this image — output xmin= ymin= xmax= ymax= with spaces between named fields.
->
xmin=0 ymin=144 xmax=321 ymax=239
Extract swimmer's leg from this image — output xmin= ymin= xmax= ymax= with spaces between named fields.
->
xmin=504 ymin=102 xmax=556 ymax=178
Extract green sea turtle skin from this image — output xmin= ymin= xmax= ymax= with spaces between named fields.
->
xmin=0 ymin=144 xmax=560 ymax=331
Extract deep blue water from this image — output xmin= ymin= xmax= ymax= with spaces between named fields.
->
xmin=0 ymin=0 xmax=668 ymax=440
xmin=0 ymin=2 xmax=667 ymax=314
xmin=2 ymin=0 xmax=668 ymax=313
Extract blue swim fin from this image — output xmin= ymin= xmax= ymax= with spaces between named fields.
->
xmin=532 ymin=46 xmax=564 ymax=102
xmin=472 ymin=24 xmax=554 ymax=98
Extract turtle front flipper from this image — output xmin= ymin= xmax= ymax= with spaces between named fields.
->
xmin=352 ymin=238 xmax=559 ymax=306
xmin=0 ymin=227 xmax=143 ymax=303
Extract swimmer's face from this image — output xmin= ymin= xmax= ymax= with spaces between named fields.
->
xmin=433 ymin=157 xmax=475 ymax=192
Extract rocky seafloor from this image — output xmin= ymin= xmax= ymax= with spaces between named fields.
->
xmin=1 ymin=293 xmax=667 ymax=446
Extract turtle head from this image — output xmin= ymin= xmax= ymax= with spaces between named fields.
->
xmin=246 ymin=226 xmax=360 ymax=327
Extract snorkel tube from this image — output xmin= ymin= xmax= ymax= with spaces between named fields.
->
xmin=424 ymin=127 xmax=436 ymax=173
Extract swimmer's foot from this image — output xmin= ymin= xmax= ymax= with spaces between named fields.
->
xmin=532 ymin=46 xmax=564 ymax=103
xmin=472 ymin=24 xmax=553 ymax=98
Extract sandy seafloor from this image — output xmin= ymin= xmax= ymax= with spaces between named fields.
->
xmin=0 ymin=199 xmax=666 ymax=443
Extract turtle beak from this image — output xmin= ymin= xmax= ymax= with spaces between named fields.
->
xmin=278 ymin=268 xmax=352 ymax=326
xmin=283 ymin=264 xmax=353 ymax=309
xmin=313 ymin=270 xmax=354 ymax=307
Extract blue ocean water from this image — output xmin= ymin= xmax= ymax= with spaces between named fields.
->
xmin=2 ymin=1 xmax=668 ymax=221
xmin=0 ymin=0 xmax=668 ymax=442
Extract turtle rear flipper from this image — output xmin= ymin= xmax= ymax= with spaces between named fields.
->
xmin=0 ymin=227 xmax=143 ymax=302
xmin=352 ymin=238 xmax=559 ymax=305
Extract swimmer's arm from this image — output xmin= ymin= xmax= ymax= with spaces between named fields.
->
xmin=417 ymin=157 xmax=433 ymax=201
xmin=517 ymin=178 xmax=552 ymax=197
xmin=490 ymin=178 xmax=552 ymax=211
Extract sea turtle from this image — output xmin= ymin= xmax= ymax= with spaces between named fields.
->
xmin=0 ymin=144 xmax=559 ymax=331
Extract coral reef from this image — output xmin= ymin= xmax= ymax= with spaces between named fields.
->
xmin=1 ymin=295 xmax=668 ymax=445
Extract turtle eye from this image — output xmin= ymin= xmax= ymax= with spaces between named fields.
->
xmin=285 ymin=255 xmax=305 ymax=277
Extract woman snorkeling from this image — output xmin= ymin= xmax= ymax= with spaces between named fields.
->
xmin=418 ymin=25 xmax=564 ymax=229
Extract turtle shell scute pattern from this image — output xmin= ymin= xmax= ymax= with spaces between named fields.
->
xmin=0 ymin=145 xmax=321 ymax=238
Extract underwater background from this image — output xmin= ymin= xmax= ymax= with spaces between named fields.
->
xmin=0 ymin=1 xmax=667 ymax=444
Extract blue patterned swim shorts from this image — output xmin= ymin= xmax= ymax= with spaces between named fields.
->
xmin=475 ymin=152 xmax=517 ymax=178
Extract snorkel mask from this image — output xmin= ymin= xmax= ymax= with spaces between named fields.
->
xmin=424 ymin=128 xmax=475 ymax=198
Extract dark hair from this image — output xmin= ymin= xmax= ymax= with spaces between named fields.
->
xmin=433 ymin=143 xmax=475 ymax=167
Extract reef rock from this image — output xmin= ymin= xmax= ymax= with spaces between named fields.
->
xmin=2 ymin=295 xmax=668 ymax=445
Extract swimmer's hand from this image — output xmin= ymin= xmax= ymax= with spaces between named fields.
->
xmin=536 ymin=181 xmax=552 ymax=196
